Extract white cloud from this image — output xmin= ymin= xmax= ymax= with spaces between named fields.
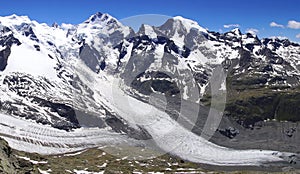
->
xmin=270 ymin=22 xmax=284 ymax=28
xmin=246 ymin=28 xmax=259 ymax=35
xmin=296 ymin=33 xmax=300 ymax=38
xmin=287 ymin=20 xmax=300 ymax=29
xmin=223 ymin=24 xmax=240 ymax=28
xmin=61 ymin=23 xmax=74 ymax=30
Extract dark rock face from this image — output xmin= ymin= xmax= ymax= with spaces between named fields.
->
xmin=263 ymin=38 xmax=300 ymax=49
xmin=218 ymin=127 xmax=240 ymax=139
xmin=0 ymin=46 xmax=11 ymax=71
xmin=193 ymin=69 xmax=210 ymax=87
xmin=33 ymin=44 xmax=40 ymax=51
xmin=51 ymin=22 xmax=59 ymax=28
xmin=1 ymin=74 xmax=80 ymax=131
xmin=114 ymin=41 xmax=128 ymax=65
xmin=285 ymin=127 xmax=297 ymax=137
xmin=99 ymin=61 xmax=106 ymax=70
xmin=105 ymin=115 xmax=152 ymax=140
xmin=238 ymin=48 xmax=252 ymax=67
xmin=31 ymin=97 xmax=80 ymax=130
xmin=0 ymin=27 xmax=22 ymax=71
xmin=131 ymin=71 xmax=180 ymax=96
xmin=163 ymin=40 xmax=191 ymax=58
xmin=0 ymin=34 xmax=21 ymax=47
xmin=18 ymin=23 xmax=39 ymax=42
xmin=119 ymin=35 xmax=190 ymax=62
xmin=0 ymin=97 xmax=80 ymax=131
xmin=258 ymin=47 xmax=284 ymax=65
xmin=88 ymin=12 xmax=103 ymax=23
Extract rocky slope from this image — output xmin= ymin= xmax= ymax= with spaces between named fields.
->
xmin=0 ymin=138 xmax=33 ymax=173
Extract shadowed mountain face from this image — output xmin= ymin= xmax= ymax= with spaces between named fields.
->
xmin=0 ymin=13 xmax=300 ymax=169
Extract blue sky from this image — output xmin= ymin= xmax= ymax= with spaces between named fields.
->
xmin=1 ymin=0 xmax=300 ymax=42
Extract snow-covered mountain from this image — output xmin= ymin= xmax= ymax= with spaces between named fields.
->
xmin=0 ymin=12 xmax=300 ymax=167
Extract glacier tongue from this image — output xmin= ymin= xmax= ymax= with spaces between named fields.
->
xmin=89 ymin=70 xmax=288 ymax=166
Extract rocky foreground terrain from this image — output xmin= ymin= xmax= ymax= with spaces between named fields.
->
xmin=0 ymin=138 xmax=33 ymax=173
xmin=1 ymin=138 xmax=300 ymax=173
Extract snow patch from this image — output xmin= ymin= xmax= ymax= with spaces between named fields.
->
xmin=4 ymin=44 xmax=59 ymax=80
xmin=16 ymin=155 xmax=48 ymax=164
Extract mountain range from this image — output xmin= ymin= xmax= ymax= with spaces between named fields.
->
xmin=0 ymin=12 xmax=300 ymax=170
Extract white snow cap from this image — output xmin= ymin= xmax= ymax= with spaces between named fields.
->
xmin=231 ymin=28 xmax=242 ymax=36
xmin=0 ymin=14 xmax=32 ymax=27
xmin=173 ymin=16 xmax=207 ymax=33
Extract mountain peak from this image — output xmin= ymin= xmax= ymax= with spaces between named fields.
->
xmin=173 ymin=16 xmax=197 ymax=23
xmin=51 ymin=22 xmax=59 ymax=28
xmin=0 ymin=14 xmax=32 ymax=27
xmin=88 ymin=12 xmax=103 ymax=22
xmin=5 ymin=14 xmax=30 ymax=20
xmin=137 ymin=24 xmax=157 ymax=38
xmin=85 ymin=12 xmax=116 ymax=25
xmin=231 ymin=28 xmax=242 ymax=36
